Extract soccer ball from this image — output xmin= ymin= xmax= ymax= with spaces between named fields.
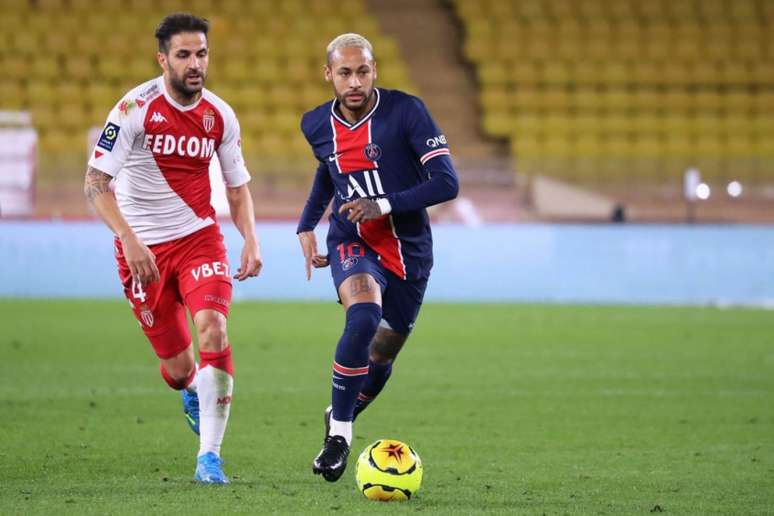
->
xmin=355 ymin=439 xmax=423 ymax=501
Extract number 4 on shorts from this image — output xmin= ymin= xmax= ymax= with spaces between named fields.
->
xmin=131 ymin=278 xmax=147 ymax=303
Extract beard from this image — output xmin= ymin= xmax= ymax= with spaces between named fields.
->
xmin=339 ymin=88 xmax=373 ymax=112
xmin=168 ymin=69 xmax=206 ymax=98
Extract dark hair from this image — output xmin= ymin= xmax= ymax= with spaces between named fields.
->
xmin=155 ymin=13 xmax=209 ymax=53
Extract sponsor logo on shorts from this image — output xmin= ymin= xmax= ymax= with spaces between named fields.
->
xmin=342 ymin=256 xmax=358 ymax=271
xmin=191 ymin=261 xmax=230 ymax=281
xmin=217 ymin=395 xmax=232 ymax=405
xmin=97 ymin=122 xmax=120 ymax=151
xmin=204 ymin=294 xmax=229 ymax=306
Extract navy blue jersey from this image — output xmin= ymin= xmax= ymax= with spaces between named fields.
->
xmin=297 ymin=88 xmax=459 ymax=281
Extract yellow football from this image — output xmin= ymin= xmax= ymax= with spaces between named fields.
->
xmin=355 ymin=439 xmax=423 ymax=501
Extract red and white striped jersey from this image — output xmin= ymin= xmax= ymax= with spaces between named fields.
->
xmin=88 ymin=76 xmax=250 ymax=245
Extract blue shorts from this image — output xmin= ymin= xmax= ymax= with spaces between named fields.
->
xmin=328 ymin=239 xmax=428 ymax=335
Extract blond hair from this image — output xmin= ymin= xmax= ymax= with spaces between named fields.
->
xmin=326 ymin=33 xmax=374 ymax=63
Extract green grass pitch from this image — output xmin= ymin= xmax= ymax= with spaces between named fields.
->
xmin=1 ymin=300 xmax=772 ymax=514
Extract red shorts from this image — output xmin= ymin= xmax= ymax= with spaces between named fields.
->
xmin=116 ymin=224 xmax=232 ymax=359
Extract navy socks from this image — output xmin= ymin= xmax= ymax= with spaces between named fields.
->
xmin=353 ymin=360 xmax=393 ymax=420
xmin=331 ymin=303 xmax=382 ymax=422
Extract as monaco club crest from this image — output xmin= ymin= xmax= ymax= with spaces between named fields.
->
xmin=203 ymin=108 xmax=215 ymax=133
xmin=139 ymin=306 xmax=154 ymax=327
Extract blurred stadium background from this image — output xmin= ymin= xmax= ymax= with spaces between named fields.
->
xmin=1 ymin=0 xmax=773 ymax=222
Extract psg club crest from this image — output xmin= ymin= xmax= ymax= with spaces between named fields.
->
xmin=364 ymin=142 xmax=382 ymax=161
xmin=342 ymin=256 xmax=359 ymax=271
xmin=203 ymin=108 xmax=215 ymax=133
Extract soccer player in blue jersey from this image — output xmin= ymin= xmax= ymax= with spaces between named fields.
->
xmin=296 ymin=33 xmax=459 ymax=482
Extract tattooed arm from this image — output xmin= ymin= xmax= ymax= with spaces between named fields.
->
xmin=84 ymin=167 xmax=123 ymax=232
xmin=84 ymin=167 xmax=159 ymax=287
xmin=337 ymin=198 xmax=382 ymax=224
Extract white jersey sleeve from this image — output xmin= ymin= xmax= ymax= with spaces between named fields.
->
xmin=87 ymin=96 xmax=144 ymax=177
xmin=216 ymin=105 xmax=250 ymax=187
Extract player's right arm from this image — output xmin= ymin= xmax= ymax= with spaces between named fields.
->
xmin=84 ymin=167 xmax=159 ymax=287
xmin=297 ymin=160 xmax=335 ymax=280
xmin=85 ymin=95 xmax=159 ymax=287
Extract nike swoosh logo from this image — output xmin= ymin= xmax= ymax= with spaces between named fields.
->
xmin=328 ymin=154 xmax=339 ymax=162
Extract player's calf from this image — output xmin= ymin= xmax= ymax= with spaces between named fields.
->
xmin=194 ymin=308 xmax=234 ymax=460
xmin=159 ymin=350 xmax=200 ymax=435
xmin=353 ymin=326 xmax=406 ymax=419
xmin=196 ymin=345 xmax=234 ymax=458
xmin=330 ymin=302 xmax=382 ymax=436
xmin=314 ymin=302 xmax=381 ymax=481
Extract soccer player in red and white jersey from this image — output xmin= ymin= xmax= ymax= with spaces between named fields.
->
xmin=84 ymin=14 xmax=262 ymax=484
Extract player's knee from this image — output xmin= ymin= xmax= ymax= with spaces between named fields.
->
xmin=336 ymin=303 xmax=382 ymax=367
xmin=160 ymin=361 xmax=195 ymax=390
xmin=345 ymin=302 xmax=382 ymax=341
xmin=196 ymin=311 xmax=228 ymax=352
xmin=199 ymin=323 xmax=228 ymax=352
xmin=369 ymin=327 xmax=406 ymax=364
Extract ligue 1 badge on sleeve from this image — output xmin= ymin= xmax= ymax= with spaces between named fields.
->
xmin=203 ymin=108 xmax=215 ymax=133
xmin=97 ymin=123 xmax=121 ymax=151
xmin=364 ymin=142 xmax=382 ymax=161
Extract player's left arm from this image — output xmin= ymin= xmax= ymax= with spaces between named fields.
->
xmin=340 ymin=97 xmax=459 ymax=223
xmin=219 ymin=109 xmax=262 ymax=281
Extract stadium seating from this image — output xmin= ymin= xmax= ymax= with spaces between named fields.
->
xmin=0 ymin=0 xmax=415 ymax=183
xmin=454 ymin=0 xmax=773 ymax=185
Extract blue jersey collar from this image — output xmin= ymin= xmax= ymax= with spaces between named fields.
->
xmin=330 ymin=88 xmax=381 ymax=130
